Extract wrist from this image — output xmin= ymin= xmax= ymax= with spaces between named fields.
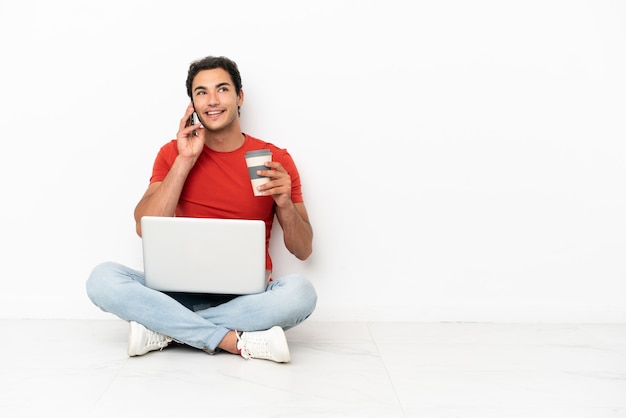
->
xmin=174 ymin=154 xmax=198 ymax=172
xmin=275 ymin=199 xmax=297 ymax=218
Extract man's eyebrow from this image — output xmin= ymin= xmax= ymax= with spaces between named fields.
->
xmin=193 ymin=82 xmax=231 ymax=92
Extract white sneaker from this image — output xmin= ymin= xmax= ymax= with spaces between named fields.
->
xmin=127 ymin=321 xmax=172 ymax=357
xmin=237 ymin=326 xmax=290 ymax=363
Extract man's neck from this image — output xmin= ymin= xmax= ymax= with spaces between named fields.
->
xmin=203 ymin=124 xmax=245 ymax=152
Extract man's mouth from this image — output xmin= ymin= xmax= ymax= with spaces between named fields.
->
xmin=205 ymin=110 xmax=224 ymax=118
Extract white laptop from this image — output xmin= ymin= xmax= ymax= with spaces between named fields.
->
xmin=141 ymin=216 xmax=268 ymax=294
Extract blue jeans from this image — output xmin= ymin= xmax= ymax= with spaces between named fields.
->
xmin=86 ymin=261 xmax=317 ymax=351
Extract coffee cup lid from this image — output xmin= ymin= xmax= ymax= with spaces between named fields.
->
xmin=245 ymin=149 xmax=272 ymax=158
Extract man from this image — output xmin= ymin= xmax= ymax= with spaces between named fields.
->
xmin=86 ymin=56 xmax=317 ymax=363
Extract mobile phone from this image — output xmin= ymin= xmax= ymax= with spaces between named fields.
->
xmin=189 ymin=112 xmax=199 ymax=126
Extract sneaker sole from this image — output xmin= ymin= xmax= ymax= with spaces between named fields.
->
xmin=127 ymin=321 xmax=143 ymax=357
xmin=268 ymin=326 xmax=291 ymax=363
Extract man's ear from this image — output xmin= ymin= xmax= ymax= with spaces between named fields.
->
xmin=237 ymin=89 xmax=245 ymax=107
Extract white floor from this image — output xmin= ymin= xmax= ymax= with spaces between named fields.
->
xmin=1 ymin=319 xmax=625 ymax=417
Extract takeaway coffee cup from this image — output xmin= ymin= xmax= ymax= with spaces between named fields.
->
xmin=244 ymin=149 xmax=272 ymax=196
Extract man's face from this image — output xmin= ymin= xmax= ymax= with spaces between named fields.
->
xmin=191 ymin=68 xmax=243 ymax=131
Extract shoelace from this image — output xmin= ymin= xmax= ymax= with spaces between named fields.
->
xmin=146 ymin=329 xmax=170 ymax=350
xmin=237 ymin=331 xmax=271 ymax=360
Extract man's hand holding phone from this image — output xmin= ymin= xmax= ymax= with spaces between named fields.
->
xmin=176 ymin=103 xmax=205 ymax=163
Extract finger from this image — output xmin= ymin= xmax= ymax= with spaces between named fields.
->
xmin=191 ymin=124 xmax=204 ymax=136
xmin=180 ymin=104 xmax=196 ymax=130
xmin=257 ymin=168 xmax=278 ymax=178
xmin=179 ymin=123 xmax=199 ymax=137
xmin=263 ymin=161 xmax=285 ymax=172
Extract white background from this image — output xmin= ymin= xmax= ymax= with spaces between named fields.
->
xmin=1 ymin=0 xmax=624 ymax=322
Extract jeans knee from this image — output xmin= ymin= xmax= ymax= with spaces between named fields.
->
xmin=276 ymin=274 xmax=318 ymax=320
xmin=85 ymin=261 xmax=120 ymax=305
xmin=298 ymin=276 xmax=318 ymax=316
